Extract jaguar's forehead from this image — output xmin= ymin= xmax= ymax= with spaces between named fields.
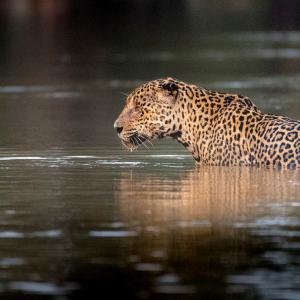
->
xmin=131 ymin=79 xmax=164 ymax=93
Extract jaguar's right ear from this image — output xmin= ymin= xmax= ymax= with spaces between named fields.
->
xmin=160 ymin=80 xmax=179 ymax=104
xmin=162 ymin=82 xmax=178 ymax=94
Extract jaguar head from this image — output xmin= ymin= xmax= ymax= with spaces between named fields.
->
xmin=114 ymin=78 xmax=181 ymax=151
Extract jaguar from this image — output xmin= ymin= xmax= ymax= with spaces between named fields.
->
xmin=114 ymin=78 xmax=300 ymax=168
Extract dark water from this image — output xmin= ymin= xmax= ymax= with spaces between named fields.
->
xmin=0 ymin=3 xmax=300 ymax=299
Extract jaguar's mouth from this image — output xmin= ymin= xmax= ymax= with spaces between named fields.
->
xmin=121 ymin=133 xmax=151 ymax=151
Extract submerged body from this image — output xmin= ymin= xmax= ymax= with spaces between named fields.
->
xmin=114 ymin=78 xmax=300 ymax=168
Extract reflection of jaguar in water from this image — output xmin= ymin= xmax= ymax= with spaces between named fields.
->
xmin=113 ymin=167 xmax=300 ymax=299
xmin=114 ymin=78 xmax=300 ymax=168
xmin=116 ymin=167 xmax=299 ymax=227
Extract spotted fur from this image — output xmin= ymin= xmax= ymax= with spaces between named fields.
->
xmin=114 ymin=78 xmax=300 ymax=168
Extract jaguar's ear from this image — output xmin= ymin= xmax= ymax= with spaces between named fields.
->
xmin=160 ymin=80 xmax=179 ymax=104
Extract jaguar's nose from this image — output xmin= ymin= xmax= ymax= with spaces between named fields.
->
xmin=114 ymin=118 xmax=124 ymax=135
xmin=116 ymin=127 xmax=123 ymax=134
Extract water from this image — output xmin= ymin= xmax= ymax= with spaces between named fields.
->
xmin=0 ymin=4 xmax=300 ymax=299
xmin=0 ymin=152 xmax=299 ymax=299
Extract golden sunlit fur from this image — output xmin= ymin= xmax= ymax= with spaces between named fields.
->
xmin=114 ymin=78 xmax=300 ymax=168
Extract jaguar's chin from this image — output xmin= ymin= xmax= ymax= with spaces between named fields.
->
xmin=121 ymin=133 xmax=151 ymax=151
xmin=121 ymin=138 xmax=138 ymax=151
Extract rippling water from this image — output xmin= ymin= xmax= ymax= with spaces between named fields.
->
xmin=0 ymin=148 xmax=299 ymax=299
xmin=0 ymin=11 xmax=300 ymax=299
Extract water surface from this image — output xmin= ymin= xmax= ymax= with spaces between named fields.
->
xmin=0 ymin=150 xmax=299 ymax=300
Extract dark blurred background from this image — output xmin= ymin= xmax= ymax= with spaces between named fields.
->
xmin=1 ymin=0 xmax=300 ymax=83
xmin=0 ymin=0 xmax=300 ymax=149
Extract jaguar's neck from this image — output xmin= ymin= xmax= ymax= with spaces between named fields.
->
xmin=169 ymin=88 xmax=230 ymax=162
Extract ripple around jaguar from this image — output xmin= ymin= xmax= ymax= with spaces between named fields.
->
xmin=0 ymin=155 xmax=191 ymax=169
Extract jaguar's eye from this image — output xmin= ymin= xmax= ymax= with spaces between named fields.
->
xmin=162 ymin=82 xmax=178 ymax=93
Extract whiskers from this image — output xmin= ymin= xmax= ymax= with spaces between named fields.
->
xmin=129 ymin=133 xmax=153 ymax=151
xmin=121 ymin=131 xmax=153 ymax=152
